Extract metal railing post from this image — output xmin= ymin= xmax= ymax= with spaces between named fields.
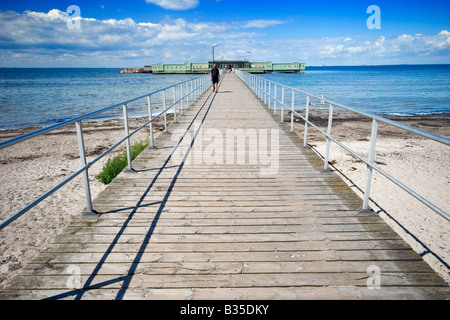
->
xmin=274 ymin=84 xmax=277 ymax=115
xmin=186 ymin=80 xmax=191 ymax=108
xmin=304 ymin=95 xmax=310 ymax=148
xmin=163 ymin=90 xmax=168 ymax=133
xmin=75 ymin=121 xmax=94 ymax=215
xmin=258 ymin=77 xmax=261 ymax=98
xmin=360 ymin=119 xmax=379 ymax=212
xmin=268 ymin=82 xmax=271 ymax=109
xmin=291 ymin=89 xmax=295 ymax=133
xmin=281 ymin=86 xmax=285 ymax=123
xmin=192 ymin=79 xmax=197 ymax=102
xmin=147 ymin=95 xmax=154 ymax=148
xmin=323 ymin=103 xmax=334 ymax=171
xmin=264 ymin=80 xmax=267 ymax=105
xmin=186 ymin=82 xmax=189 ymax=106
xmin=123 ymin=104 xmax=133 ymax=171
xmin=196 ymin=78 xmax=199 ymax=98
xmin=173 ymin=86 xmax=177 ymax=123
xmin=181 ymin=82 xmax=184 ymax=113
xmin=190 ymin=80 xmax=193 ymax=106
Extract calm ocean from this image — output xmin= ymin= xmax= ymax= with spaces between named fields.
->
xmin=0 ymin=65 xmax=449 ymax=130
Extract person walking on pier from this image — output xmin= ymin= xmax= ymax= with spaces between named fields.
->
xmin=210 ymin=64 xmax=220 ymax=93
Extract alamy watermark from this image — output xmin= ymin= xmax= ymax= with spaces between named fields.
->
xmin=67 ymin=5 xmax=81 ymax=30
xmin=367 ymin=5 xmax=381 ymax=30
xmin=367 ymin=265 xmax=381 ymax=289
xmin=171 ymin=124 xmax=280 ymax=176
xmin=66 ymin=265 xmax=82 ymax=289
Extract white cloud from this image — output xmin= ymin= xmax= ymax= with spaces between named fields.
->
xmin=268 ymin=31 xmax=450 ymax=65
xmin=241 ymin=20 xmax=285 ymax=29
xmin=144 ymin=0 xmax=200 ymax=10
xmin=0 ymin=9 xmax=449 ymax=67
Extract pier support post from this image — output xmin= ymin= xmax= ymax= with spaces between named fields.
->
xmin=163 ymin=90 xmax=168 ymax=133
xmin=358 ymin=119 xmax=379 ymax=214
xmin=123 ymin=104 xmax=133 ymax=171
xmin=323 ymin=103 xmax=334 ymax=172
xmin=290 ymin=89 xmax=295 ymax=133
xmin=280 ymin=86 xmax=285 ymax=123
xmin=147 ymin=95 xmax=155 ymax=148
xmin=273 ymin=84 xmax=277 ymax=115
xmin=173 ymin=86 xmax=177 ymax=123
xmin=303 ymin=95 xmax=310 ymax=148
xmin=75 ymin=121 xmax=97 ymax=217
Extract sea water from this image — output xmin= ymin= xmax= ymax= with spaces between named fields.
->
xmin=261 ymin=64 xmax=450 ymax=115
xmin=0 ymin=65 xmax=449 ymax=130
xmin=0 ymin=68 xmax=195 ymax=130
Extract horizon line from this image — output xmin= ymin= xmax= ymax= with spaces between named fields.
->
xmin=2 ymin=63 xmax=450 ymax=69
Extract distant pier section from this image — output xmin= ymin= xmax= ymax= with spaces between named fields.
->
xmin=120 ymin=59 xmax=305 ymax=74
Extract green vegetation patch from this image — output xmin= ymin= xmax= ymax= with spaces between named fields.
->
xmin=96 ymin=138 xmax=149 ymax=185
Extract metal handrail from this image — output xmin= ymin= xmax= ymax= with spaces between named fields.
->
xmin=0 ymin=74 xmax=210 ymax=230
xmin=235 ymin=69 xmax=450 ymax=221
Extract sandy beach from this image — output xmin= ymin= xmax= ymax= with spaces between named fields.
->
xmin=0 ymin=110 xmax=449 ymax=290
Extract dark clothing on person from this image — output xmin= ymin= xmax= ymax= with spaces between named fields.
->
xmin=211 ymin=67 xmax=219 ymax=84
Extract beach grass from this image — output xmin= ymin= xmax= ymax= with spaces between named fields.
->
xmin=95 ymin=138 xmax=149 ymax=184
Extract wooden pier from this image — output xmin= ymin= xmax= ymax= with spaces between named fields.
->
xmin=1 ymin=73 xmax=448 ymax=300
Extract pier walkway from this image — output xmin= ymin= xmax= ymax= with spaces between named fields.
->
xmin=1 ymin=73 xmax=449 ymax=300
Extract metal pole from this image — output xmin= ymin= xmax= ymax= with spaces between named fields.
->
xmin=304 ymin=95 xmax=310 ymax=148
xmin=264 ymin=80 xmax=267 ymax=105
xmin=123 ymin=104 xmax=132 ymax=171
xmin=189 ymin=81 xmax=192 ymax=106
xmin=181 ymin=82 xmax=184 ymax=113
xmin=75 ymin=121 xmax=93 ymax=214
xmin=361 ymin=119 xmax=379 ymax=212
xmin=193 ymin=78 xmax=196 ymax=100
xmin=163 ymin=90 xmax=168 ymax=133
xmin=173 ymin=86 xmax=177 ymax=123
xmin=258 ymin=77 xmax=261 ymax=98
xmin=291 ymin=90 xmax=295 ymax=133
xmin=323 ymin=103 xmax=334 ymax=171
xmin=281 ymin=86 xmax=285 ymax=123
xmin=274 ymin=84 xmax=277 ymax=115
xmin=268 ymin=82 xmax=271 ymax=109
xmin=147 ymin=95 xmax=154 ymax=148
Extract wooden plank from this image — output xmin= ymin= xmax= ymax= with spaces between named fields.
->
xmin=20 ymin=257 xmax=431 ymax=278
xmin=25 ymin=249 xmax=393 ymax=263
xmin=42 ymin=239 xmax=413 ymax=254
xmin=5 ymin=272 xmax=447 ymax=292
xmin=2 ymin=286 xmax=449 ymax=300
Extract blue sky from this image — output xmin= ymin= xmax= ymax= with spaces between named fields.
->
xmin=0 ymin=0 xmax=449 ymax=67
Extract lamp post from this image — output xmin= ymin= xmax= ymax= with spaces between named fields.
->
xmin=212 ymin=44 xmax=218 ymax=62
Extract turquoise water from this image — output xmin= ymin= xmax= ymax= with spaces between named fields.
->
xmin=0 ymin=65 xmax=449 ymax=130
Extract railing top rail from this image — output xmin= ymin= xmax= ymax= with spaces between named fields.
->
xmin=0 ymin=74 xmax=206 ymax=150
xmin=241 ymin=70 xmax=450 ymax=146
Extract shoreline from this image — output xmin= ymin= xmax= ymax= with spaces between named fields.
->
xmin=0 ymin=111 xmax=449 ymax=290
xmin=1 ymin=111 xmax=449 ymax=136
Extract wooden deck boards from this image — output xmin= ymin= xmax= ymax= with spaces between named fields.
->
xmin=1 ymin=72 xmax=448 ymax=300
